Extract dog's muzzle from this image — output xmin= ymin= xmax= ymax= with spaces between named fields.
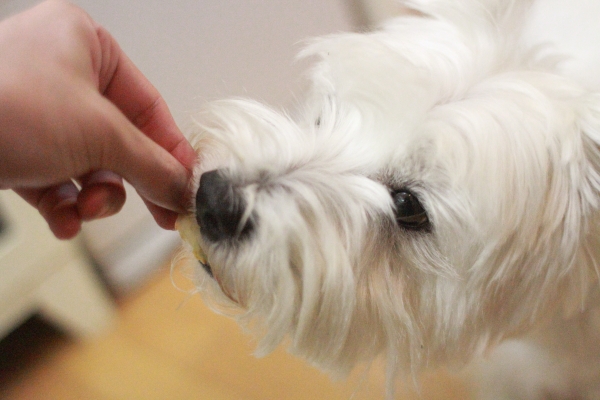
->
xmin=195 ymin=169 xmax=253 ymax=243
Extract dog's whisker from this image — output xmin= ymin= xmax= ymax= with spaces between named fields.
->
xmin=236 ymin=184 xmax=257 ymax=237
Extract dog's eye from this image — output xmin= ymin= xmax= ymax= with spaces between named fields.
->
xmin=392 ymin=189 xmax=430 ymax=231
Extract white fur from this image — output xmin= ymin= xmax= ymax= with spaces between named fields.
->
xmin=180 ymin=1 xmax=600 ymax=398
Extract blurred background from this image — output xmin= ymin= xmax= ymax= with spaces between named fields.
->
xmin=0 ymin=0 xmax=468 ymax=398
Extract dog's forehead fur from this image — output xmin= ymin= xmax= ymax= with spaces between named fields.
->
xmin=183 ymin=0 xmax=600 ymax=387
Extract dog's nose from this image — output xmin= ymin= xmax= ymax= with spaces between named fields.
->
xmin=195 ymin=169 xmax=252 ymax=242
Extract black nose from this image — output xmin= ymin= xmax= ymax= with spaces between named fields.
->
xmin=195 ymin=170 xmax=252 ymax=242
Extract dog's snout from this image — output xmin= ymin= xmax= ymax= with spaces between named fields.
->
xmin=196 ymin=170 xmax=252 ymax=242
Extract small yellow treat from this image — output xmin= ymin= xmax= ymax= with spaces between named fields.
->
xmin=176 ymin=213 xmax=208 ymax=264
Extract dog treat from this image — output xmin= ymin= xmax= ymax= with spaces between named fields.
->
xmin=176 ymin=214 xmax=207 ymax=264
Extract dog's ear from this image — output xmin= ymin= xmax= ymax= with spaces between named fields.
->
xmin=551 ymin=92 xmax=600 ymax=318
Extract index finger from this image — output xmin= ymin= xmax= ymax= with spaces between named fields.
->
xmin=94 ymin=24 xmax=197 ymax=172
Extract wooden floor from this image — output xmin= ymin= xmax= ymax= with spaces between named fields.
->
xmin=0 ymin=263 xmax=471 ymax=400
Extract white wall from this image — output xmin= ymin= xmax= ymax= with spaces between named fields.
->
xmin=0 ymin=0 xmax=358 ymax=291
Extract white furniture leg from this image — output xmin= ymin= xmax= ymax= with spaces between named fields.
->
xmin=0 ymin=191 xmax=116 ymax=340
xmin=37 ymin=257 xmax=115 ymax=338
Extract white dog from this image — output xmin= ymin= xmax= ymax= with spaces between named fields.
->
xmin=177 ymin=0 xmax=600 ymax=398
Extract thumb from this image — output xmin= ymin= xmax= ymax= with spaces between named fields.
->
xmin=91 ymin=96 xmax=193 ymax=216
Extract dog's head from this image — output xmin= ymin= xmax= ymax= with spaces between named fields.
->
xmin=178 ymin=1 xmax=600 ymax=376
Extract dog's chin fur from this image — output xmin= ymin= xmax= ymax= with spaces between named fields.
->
xmin=178 ymin=0 xmax=600 ymax=397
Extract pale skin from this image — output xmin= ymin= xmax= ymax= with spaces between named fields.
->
xmin=0 ymin=0 xmax=197 ymax=239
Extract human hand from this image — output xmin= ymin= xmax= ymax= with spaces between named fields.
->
xmin=0 ymin=0 xmax=197 ymax=239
